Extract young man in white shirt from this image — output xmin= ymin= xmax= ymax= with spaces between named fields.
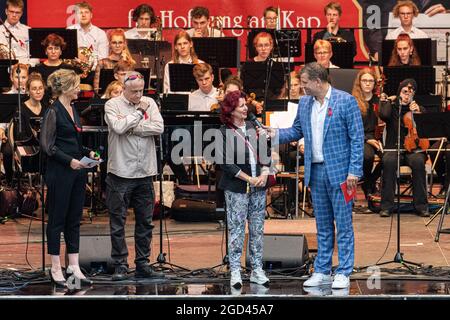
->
xmin=187 ymin=6 xmax=224 ymax=38
xmin=0 ymin=0 xmax=37 ymax=65
xmin=386 ymin=0 xmax=429 ymax=40
xmin=67 ymin=1 xmax=109 ymax=62
xmin=189 ymin=63 xmax=218 ymax=111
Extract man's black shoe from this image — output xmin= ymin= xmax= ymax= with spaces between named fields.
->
xmin=135 ymin=265 xmax=165 ymax=279
xmin=379 ymin=210 xmax=391 ymax=217
xmin=112 ymin=265 xmax=129 ymax=281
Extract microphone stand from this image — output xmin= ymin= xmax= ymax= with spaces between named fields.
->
xmin=376 ymin=98 xmax=422 ymax=273
xmin=150 ymin=40 xmax=189 ymax=272
xmin=0 ymin=18 xmax=19 ymax=74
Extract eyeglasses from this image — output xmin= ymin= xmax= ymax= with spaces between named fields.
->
xmin=7 ymin=9 xmax=23 ymax=16
xmin=361 ymin=79 xmax=375 ymax=84
xmin=265 ymin=17 xmax=277 ymax=21
xmin=256 ymin=44 xmax=272 ymax=49
xmin=314 ymin=51 xmax=330 ymax=55
xmin=124 ymin=74 xmax=144 ymax=83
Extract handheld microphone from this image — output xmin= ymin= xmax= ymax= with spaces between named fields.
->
xmin=247 ymin=112 xmax=270 ymax=140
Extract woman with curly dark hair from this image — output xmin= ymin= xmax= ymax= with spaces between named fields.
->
xmin=217 ymin=90 xmax=271 ymax=289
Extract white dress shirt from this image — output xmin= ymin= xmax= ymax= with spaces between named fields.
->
xmin=67 ymin=23 xmax=109 ymax=60
xmin=125 ymin=28 xmax=162 ymax=40
xmin=385 ymin=26 xmax=429 ymax=40
xmin=311 ymin=85 xmax=332 ymax=163
xmin=188 ymin=87 xmax=218 ymax=111
xmin=0 ymin=21 xmax=34 ymax=64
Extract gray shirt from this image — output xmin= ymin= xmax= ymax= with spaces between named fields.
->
xmin=105 ymin=95 xmax=164 ymax=178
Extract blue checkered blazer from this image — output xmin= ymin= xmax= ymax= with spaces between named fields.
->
xmin=278 ymin=87 xmax=364 ymax=187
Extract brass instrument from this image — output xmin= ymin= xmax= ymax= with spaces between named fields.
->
xmin=328 ymin=36 xmax=347 ymax=43
xmin=0 ymin=44 xmax=16 ymax=60
xmin=63 ymin=46 xmax=95 ymax=79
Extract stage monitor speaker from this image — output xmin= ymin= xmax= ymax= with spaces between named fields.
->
xmin=76 ymin=234 xmax=114 ymax=273
xmin=245 ymin=233 xmax=309 ymax=270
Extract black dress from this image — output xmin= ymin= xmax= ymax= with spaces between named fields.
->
xmin=40 ymin=99 xmax=91 ymax=255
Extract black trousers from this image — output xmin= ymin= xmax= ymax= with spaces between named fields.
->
xmin=381 ymin=151 xmax=428 ymax=212
xmin=362 ymin=143 xmax=382 ymax=196
xmin=106 ymin=173 xmax=155 ymax=268
xmin=45 ymin=161 xmax=87 ymax=255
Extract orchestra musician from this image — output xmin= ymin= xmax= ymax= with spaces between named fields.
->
xmin=187 ymin=6 xmax=224 ymax=38
xmin=263 ymin=6 xmax=279 ymax=29
xmin=252 ymin=32 xmax=274 ymax=62
xmin=189 ymin=63 xmax=218 ymax=111
xmin=125 ymin=4 xmax=162 ymax=41
xmin=312 ymin=1 xmax=357 ymax=57
xmin=378 ymin=78 xmax=429 ymax=217
xmin=351 ymin=68 xmax=382 ymax=199
xmin=385 ymin=0 xmax=429 ymax=40
xmin=163 ymin=30 xmax=204 ymax=93
xmin=314 ymin=40 xmax=339 ymax=69
xmin=387 ymin=33 xmax=421 ymax=67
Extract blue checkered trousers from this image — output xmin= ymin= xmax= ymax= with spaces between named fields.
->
xmin=278 ymin=87 xmax=364 ymax=276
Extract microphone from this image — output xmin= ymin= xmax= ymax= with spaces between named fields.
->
xmin=247 ymin=112 xmax=270 ymax=140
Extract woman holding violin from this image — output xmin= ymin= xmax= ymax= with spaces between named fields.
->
xmin=378 ymin=78 xmax=429 ymax=217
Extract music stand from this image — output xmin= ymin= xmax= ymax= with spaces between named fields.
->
xmin=0 ymin=94 xmax=28 ymax=123
xmin=168 ymin=64 xmax=198 ymax=92
xmin=414 ymin=112 xmax=450 ymax=242
xmin=383 ymin=66 xmax=436 ymax=96
xmin=161 ymin=94 xmax=189 ymax=112
xmin=127 ymin=39 xmax=171 ymax=77
xmin=0 ymin=59 xmax=18 ymax=88
xmin=328 ymin=68 xmax=360 ymax=94
xmin=28 ymin=28 xmax=78 ymax=59
xmin=264 ymin=99 xmax=299 ymax=112
xmin=247 ymin=29 xmax=301 ymax=59
xmin=192 ymin=37 xmax=240 ymax=68
xmin=381 ymin=39 xmax=436 ymax=67
xmin=241 ymin=61 xmax=288 ymax=100
xmin=305 ymin=42 xmax=354 ymax=68
xmin=98 ymin=68 xmax=151 ymax=94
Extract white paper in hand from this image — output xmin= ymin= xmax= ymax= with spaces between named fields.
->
xmin=80 ymin=156 xmax=103 ymax=168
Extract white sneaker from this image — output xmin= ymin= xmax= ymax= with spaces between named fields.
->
xmin=303 ymin=273 xmax=332 ymax=287
xmin=250 ymin=268 xmax=270 ymax=285
xmin=332 ymin=274 xmax=350 ymax=289
xmin=230 ymin=270 xmax=242 ymax=289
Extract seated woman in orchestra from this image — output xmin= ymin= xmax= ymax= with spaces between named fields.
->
xmin=163 ymin=30 xmax=203 ymax=93
xmin=125 ymin=4 xmax=162 ymax=40
xmin=94 ymin=28 xmax=136 ymax=94
xmin=215 ymin=75 xmax=263 ymax=115
xmin=378 ymin=78 xmax=429 ymax=218
xmin=252 ymin=32 xmax=274 ymax=62
xmin=278 ymin=70 xmax=304 ymax=100
xmin=31 ymin=34 xmax=78 ymax=84
xmin=1 ymin=72 xmax=47 ymax=184
xmin=387 ymin=33 xmax=421 ymax=67
xmin=102 ymin=80 xmax=124 ymax=99
xmin=313 ymin=39 xmax=339 ymax=69
xmin=4 ymin=62 xmax=28 ymax=94
xmin=352 ymin=68 xmax=382 ymax=199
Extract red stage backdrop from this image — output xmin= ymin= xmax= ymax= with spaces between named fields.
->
xmin=27 ymin=0 xmax=368 ymax=61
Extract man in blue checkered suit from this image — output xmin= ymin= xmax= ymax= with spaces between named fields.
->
xmin=265 ymin=63 xmax=364 ymax=289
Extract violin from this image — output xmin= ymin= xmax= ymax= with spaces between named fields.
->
xmin=403 ymin=101 xmax=429 ymax=153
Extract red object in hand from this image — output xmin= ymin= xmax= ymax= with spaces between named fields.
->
xmin=328 ymin=107 xmax=332 ymax=117
xmin=144 ymin=112 xmax=148 ymax=120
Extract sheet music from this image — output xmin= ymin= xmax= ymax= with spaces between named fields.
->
xmin=269 ymin=101 xmax=298 ymax=129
